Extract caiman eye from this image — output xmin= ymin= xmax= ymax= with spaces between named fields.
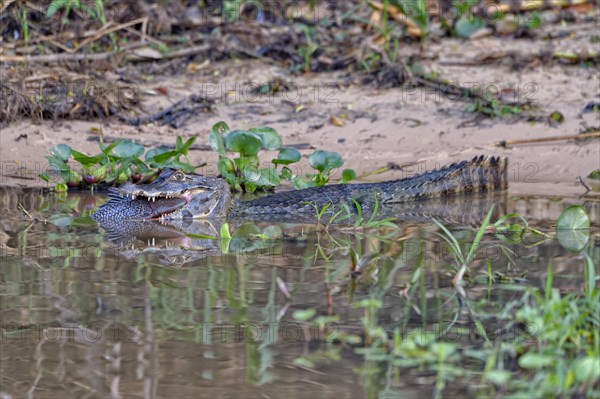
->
xmin=172 ymin=171 xmax=186 ymax=181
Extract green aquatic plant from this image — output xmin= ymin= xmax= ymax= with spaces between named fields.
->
xmin=209 ymin=121 xmax=355 ymax=192
xmin=41 ymin=136 xmax=201 ymax=191
xmin=42 ymin=121 xmax=355 ymax=193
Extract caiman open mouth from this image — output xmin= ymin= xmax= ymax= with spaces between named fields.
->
xmin=119 ymin=188 xmax=208 ymax=219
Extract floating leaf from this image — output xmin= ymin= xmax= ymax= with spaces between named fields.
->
xmin=341 ymin=169 xmax=357 ymax=183
xmin=557 ymin=205 xmax=590 ymax=230
xmin=49 ymin=144 xmax=71 ymax=162
xmin=273 ymin=147 xmax=301 ymax=165
xmin=308 ymin=150 xmax=343 ymax=173
xmin=280 ymin=166 xmax=293 ymax=180
xmin=211 ymin=121 xmax=230 ymax=136
xmin=249 ymin=126 xmax=282 ymax=150
xmin=217 ymin=156 xmax=236 ymax=175
xmin=243 ymin=166 xmax=281 ymax=187
xmin=225 ymin=130 xmax=262 ymax=156
xmin=111 ymin=140 xmax=144 ymax=158
xmin=209 ymin=130 xmax=226 ymax=155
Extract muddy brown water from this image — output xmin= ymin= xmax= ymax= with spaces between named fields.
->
xmin=1 ymin=187 xmax=598 ymax=398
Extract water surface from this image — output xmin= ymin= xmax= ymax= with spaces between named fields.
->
xmin=1 ymin=188 xmax=598 ymax=398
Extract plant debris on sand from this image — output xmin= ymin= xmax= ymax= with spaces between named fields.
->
xmin=1 ymin=0 xmax=598 ymax=124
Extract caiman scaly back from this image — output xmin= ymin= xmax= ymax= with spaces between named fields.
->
xmin=92 ymin=155 xmax=508 ymax=222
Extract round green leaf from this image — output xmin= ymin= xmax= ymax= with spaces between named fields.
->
xmin=225 ymin=130 xmax=262 ymax=156
xmin=243 ymin=166 xmax=281 ymax=187
xmin=248 ymin=126 xmax=282 ymax=150
xmin=209 ymin=130 xmax=226 ymax=155
xmin=557 ymin=229 xmax=589 ymax=253
xmin=112 ymin=140 xmax=144 ymax=158
xmin=341 ymin=168 xmax=357 ymax=183
xmin=308 ymin=150 xmax=343 ymax=173
xmin=273 ymin=147 xmax=301 ymax=165
xmin=280 ymin=166 xmax=293 ymax=180
xmin=50 ymin=144 xmax=72 ymax=162
xmin=557 ymin=205 xmax=590 ymax=230
xmin=211 ymin=121 xmax=230 ymax=137
xmin=217 ymin=156 xmax=236 ymax=175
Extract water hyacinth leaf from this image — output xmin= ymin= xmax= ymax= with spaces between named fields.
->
xmin=291 ymin=175 xmax=315 ymax=189
xmin=225 ymin=130 xmax=262 ymax=156
xmin=211 ymin=121 xmax=230 ymax=136
xmin=280 ymin=166 xmax=293 ymax=180
xmin=273 ymin=147 xmax=301 ymax=165
xmin=248 ymin=126 xmax=282 ymax=150
xmin=111 ymin=140 xmax=144 ymax=158
xmin=217 ymin=156 xmax=236 ymax=175
xmin=46 ymin=156 xmax=71 ymax=182
xmin=243 ymin=166 xmax=281 ymax=187
xmin=557 ymin=205 xmax=590 ymax=230
xmin=557 ymin=229 xmax=589 ymax=253
xmin=308 ymin=150 xmax=343 ymax=173
xmin=50 ymin=144 xmax=72 ymax=162
xmin=209 ymin=130 xmax=226 ymax=155
xmin=341 ymin=168 xmax=357 ymax=183
xmin=234 ymin=155 xmax=259 ymax=173
xmin=293 ymin=308 xmax=316 ymax=321
xmin=71 ymin=149 xmax=104 ymax=167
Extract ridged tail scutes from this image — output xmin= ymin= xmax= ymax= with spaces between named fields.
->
xmin=468 ymin=155 xmax=508 ymax=192
xmin=381 ymin=155 xmax=508 ymax=203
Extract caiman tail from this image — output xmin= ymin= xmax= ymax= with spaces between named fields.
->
xmin=376 ymin=155 xmax=508 ymax=203
xmin=233 ymin=155 xmax=508 ymax=215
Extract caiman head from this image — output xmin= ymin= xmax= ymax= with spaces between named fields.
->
xmin=114 ymin=168 xmax=232 ymax=219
